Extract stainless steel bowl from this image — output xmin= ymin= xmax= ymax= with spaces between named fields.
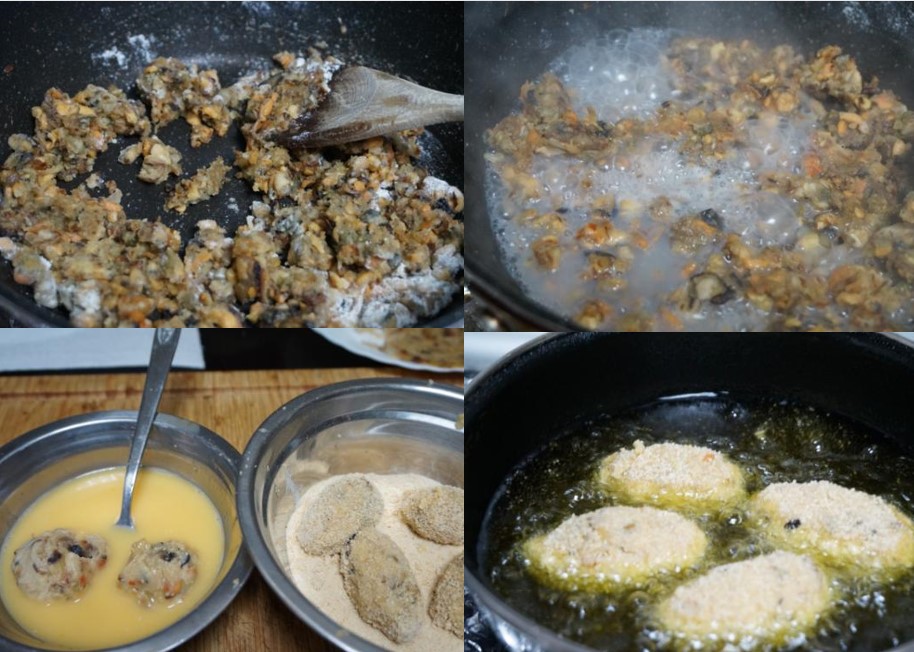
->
xmin=238 ymin=378 xmax=464 ymax=652
xmin=0 ymin=411 xmax=253 ymax=652
xmin=464 ymin=333 xmax=914 ymax=652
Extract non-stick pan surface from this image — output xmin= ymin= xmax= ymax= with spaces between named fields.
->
xmin=465 ymin=2 xmax=914 ymax=330
xmin=0 ymin=1 xmax=463 ymax=326
xmin=465 ymin=333 xmax=914 ymax=651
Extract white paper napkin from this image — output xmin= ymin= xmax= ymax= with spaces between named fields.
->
xmin=0 ymin=329 xmax=205 ymax=372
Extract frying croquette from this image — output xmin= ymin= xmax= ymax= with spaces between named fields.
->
xmin=749 ymin=480 xmax=914 ymax=575
xmin=598 ymin=440 xmax=746 ymax=511
xmin=655 ymin=551 xmax=831 ymax=644
xmin=296 ymin=475 xmax=384 ymax=555
xmin=12 ymin=529 xmax=108 ymax=601
xmin=523 ymin=505 xmax=707 ymax=591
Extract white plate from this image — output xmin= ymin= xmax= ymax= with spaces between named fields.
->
xmin=312 ymin=328 xmax=464 ymax=373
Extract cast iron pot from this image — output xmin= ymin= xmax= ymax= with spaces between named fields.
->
xmin=465 ymin=1 xmax=914 ymax=330
xmin=465 ymin=333 xmax=914 ymax=651
xmin=0 ymin=1 xmax=463 ymax=326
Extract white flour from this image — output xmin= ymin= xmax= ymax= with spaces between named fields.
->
xmin=126 ymin=34 xmax=156 ymax=63
xmin=91 ymin=47 xmax=127 ymax=67
xmin=841 ymin=2 xmax=872 ymax=29
xmin=324 ymin=245 xmax=462 ymax=327
xmin=90 ymin=33 xmax=157 ymax=68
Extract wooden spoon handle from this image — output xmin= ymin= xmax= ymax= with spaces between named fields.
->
xmin=279 ymin=66 xmax=464 ymax=149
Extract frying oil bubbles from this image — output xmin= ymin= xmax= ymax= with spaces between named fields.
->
xmin=485 ymin=28 xmax=867 ymax=330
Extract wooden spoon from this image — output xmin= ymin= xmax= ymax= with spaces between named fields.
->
xmin=275 ymin=66 xmax=464 ymax=149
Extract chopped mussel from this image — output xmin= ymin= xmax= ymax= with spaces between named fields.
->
xmin=0 ymin=50 xmax=464 ymax=327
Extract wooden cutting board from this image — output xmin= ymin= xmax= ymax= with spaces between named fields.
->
xmin=0 ymin=367 xmax=462 ymax=652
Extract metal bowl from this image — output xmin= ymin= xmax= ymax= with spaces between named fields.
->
xmin=237 ymin=378 xmax=464 ymax=652
xmin=0 ymin=411 xmax=253 ymax=652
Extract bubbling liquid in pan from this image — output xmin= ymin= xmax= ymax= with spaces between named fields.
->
xmin=485 ymin=29 xmax=914 ymax=331
xmin=554 ymin=30 xmax=679 ymax=123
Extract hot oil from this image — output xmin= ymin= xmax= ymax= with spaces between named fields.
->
xmin=481 ymin=397 xmax=914 ymax=651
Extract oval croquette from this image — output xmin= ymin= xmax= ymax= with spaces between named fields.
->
xmin=340 ymin=528 xmax=421 ymax=644
xmin=598 ymin=440 xmax=746 ymax=511
xmin=523 ymin=505 xmax=707 ymax=591
xmin=655 ymin=551 xmax=831 ymax=644
xmin=296 ymin=475 xmax=384 ymax=555
xmin=429 ymin=553 xmax=463 ymax=638
xmin=400 ymin=485 xmax=464 ymax=546
xmin=749 ymin=480 xmax=914 ymax=574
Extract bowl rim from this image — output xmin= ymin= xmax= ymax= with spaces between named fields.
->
xmin=237 ymin=377 xmax=464 ymax=652
xmin=463 ymin=332 xmax=914 ymax=652
xmin=0 ymin=410 xmax=254 ymax=652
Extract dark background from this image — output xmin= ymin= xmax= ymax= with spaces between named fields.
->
xmin=199 ymin=330 xmax=382 ymax=370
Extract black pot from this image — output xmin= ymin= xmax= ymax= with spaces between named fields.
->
xmin=465 ymin=333 xmax=914 ymax=651
xmin=465 ymin=1 xmax=914 ymax=330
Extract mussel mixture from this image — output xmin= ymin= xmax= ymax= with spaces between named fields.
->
xmin=486 ymin=31 xmax=914 ymax=331
xmin=0 ymin=50 xmax=463 ymax=327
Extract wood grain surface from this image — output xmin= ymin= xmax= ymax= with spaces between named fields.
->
xmin=0 ymin=367 xmax=462 ymax=652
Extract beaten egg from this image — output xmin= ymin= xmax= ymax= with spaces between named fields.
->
xmin=0 ymin=466 xmax=224 ymax=650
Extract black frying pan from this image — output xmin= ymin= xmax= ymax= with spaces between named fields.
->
xmin=0 ymin=1 xmax=463 ymax=326
xmin=465 ymin=2 xmax=914 ymax=331
xmin=465 ymin=333 xmax=914 ymax=651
